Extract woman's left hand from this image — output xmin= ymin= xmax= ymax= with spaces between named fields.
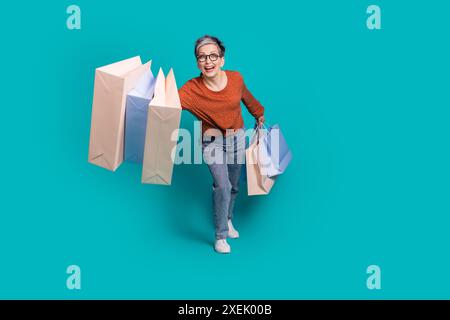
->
xmin=257 ymin=115 xmax=265 ymax=128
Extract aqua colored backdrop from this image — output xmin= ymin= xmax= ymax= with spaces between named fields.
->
xmin=1 ymin=0 xmax=449 ymax=299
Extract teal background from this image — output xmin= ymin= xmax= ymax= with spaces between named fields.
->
xmin=1 ymin=0 xmax=449 ymax=299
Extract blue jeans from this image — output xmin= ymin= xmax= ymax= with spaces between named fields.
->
xmin=202 ymin=129 xmax=246 ymax=240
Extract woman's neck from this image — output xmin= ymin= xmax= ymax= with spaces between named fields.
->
xmin=202 ymin=70 xmax=227 ymax=91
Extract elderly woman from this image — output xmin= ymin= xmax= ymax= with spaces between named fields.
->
xmin=178 ymin=35 xmax=265 ymax=254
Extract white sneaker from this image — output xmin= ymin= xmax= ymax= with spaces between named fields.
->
xmin=214 ymin=239 xmax=231 ymax=254
xmin=227 ymin=219 xmax=240 ymax=239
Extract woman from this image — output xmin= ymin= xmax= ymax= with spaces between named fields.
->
xmin=178 ymin=35 xmax=265 ymax=254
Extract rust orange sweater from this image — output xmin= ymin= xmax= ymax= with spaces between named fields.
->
xmin=178 ymin=70 xmax=264 ymax=136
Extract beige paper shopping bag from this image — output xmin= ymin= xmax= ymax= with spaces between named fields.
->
xmin=141 ymin=68 xmax=181 ymax=185
xmin=88 ymin=56 xmax=151 ymax=171
xmin=246 ymin=130 xmax=276 ymax=195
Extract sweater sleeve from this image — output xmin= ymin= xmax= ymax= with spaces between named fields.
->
xmin=178 ymin=82 xmax=194 ymax=111
xmin=241 ymin=79 xmax=265 ymax=119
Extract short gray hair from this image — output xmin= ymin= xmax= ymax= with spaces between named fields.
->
xmin=194 ymin=35 xmax=226 ymax=58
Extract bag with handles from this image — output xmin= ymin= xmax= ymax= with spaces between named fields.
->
xmin=246 ymin=125 xmax=276 ymax=195
xmin=141 ymin=68 xmax=181 ymax=185
xmin=256 ymin=123 xmax=292 ymax=177
xmin=88 ymin=56 xmax=151 ymax=171
xmin=124 ymin=68 xmax=156 ymax=163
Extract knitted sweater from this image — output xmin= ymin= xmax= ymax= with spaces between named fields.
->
xmin=178 ymin=70 xmax=264 ymax=136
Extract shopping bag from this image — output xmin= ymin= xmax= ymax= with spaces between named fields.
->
xmin=257 ymin=124 xmax=292 ymax=177
xmin=124 ymin=68 xmax=156 ymax=163
xmin=141 ymin=68 xmax=181 ymax=185
xmin=246 ymin=127 xmax=276 ymax=195
xmin=88 ymin=56 xmax=151 ymax=171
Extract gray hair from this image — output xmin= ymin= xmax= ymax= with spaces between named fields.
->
xmin=194 ymin=35 xmax=226 ymax=57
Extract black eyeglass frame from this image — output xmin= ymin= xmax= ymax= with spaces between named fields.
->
xmin=196 ymin=53 xmax=223 ymax=62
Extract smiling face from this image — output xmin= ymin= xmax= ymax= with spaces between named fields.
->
xmin=196 ymin=43 xmax=225 ymax=79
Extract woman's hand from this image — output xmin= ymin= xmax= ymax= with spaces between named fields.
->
xmin=257 ymin=115 xmax=265 ymax=128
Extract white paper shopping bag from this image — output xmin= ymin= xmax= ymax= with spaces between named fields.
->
xmin=141 ymin=68 xmax=181 ymax=185
xmin=88 ymin=56 xmax=151 ymax=171
xmin=246 ymin=128 xmax=276 ymax=195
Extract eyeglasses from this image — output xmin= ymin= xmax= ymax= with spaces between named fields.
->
xmin=196 ymin=53 xmax=221 ymax=62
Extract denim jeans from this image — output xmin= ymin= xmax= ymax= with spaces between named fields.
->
xmin=202 ymin=129 xmax=246 ymax=240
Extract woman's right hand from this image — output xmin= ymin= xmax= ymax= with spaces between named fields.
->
xmin=257 ymin=115 xmax=265 ymax=128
